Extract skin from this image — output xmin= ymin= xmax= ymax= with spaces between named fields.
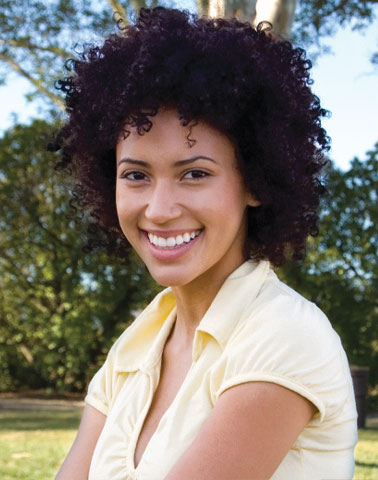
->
xmin=55 ymin=403 xmax=106 ymax=479
xmin=55 ymin=108 xmax=316 ymax=480
xmin=165 ymin=382 xmax=316 ymax=480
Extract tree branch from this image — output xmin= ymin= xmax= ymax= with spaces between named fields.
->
xmin=107 ymin=0 xmax=128 ymax=26
xmin=18 ymin=344 xmax=34 ymax=364
xmin=332 ymin=0 xmax=356 ymax=15
xmin=0 ymin=38 xmax=67 ymax=58
xmin=0 ymin=254 xmax=58 ymax=314
xmin=33 ymin=215 xmax=73 ymax=250
xmin=0 ymin=52 xmax=65 ymax=111
xmin=196 ymin=0 xmax=209 ymax=16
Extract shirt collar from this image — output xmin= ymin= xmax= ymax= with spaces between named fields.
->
xmin=114 ymin=288 xmax=176 ymax=373
xmin=194 ymin=260 xmax=270 ymax=353
xmin=114 ymin=260 xmax=270 ymax=372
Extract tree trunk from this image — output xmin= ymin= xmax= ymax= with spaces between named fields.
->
xmin=200 ymin=0 xmax=297 ymax=38
xmin=255 ymin=0 xmax=297 ymax=38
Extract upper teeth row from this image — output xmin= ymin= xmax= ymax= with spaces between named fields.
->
xmin=148 ymin=231 xmax=200 ymax=248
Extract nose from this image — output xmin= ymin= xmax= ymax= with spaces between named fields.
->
xmin=144 ymin=181 xmax=182 ymax=224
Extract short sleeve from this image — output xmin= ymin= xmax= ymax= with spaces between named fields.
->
xmin=85 ymin=346 xmax=118 ymax=416
xmin=210 ymin=291 xmax=351 ymax=424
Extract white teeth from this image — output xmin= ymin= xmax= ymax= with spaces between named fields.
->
xmin=158 ymin=237 xmax=167 ymax=247
xmin=147 ymin=231 xmax=200 ymax=249
xmin=166 ymin=237 xmax=176 ymax=247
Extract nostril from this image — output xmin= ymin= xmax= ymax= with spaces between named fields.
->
xmin=145 ymin=199 xmax=181 ymax=222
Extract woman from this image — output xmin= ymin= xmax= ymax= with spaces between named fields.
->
xmin=55 ymin=7 xmax=357 ymax=479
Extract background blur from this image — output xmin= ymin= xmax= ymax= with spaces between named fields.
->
xmin=0 ymin=0 xmax=377 ymax=411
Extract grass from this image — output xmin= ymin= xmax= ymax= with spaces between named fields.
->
xmin=354 ymin=426 xmax=378 ymax=479
xmin=0 ymin=409 xmax=377 ymax=479
xmin=0 ymin=410 xmax=81 ymax=480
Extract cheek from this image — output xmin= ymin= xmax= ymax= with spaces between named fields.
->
xmin=115 ymin=190 xmax=133 ymax=229
xmin=115 ymin=184 xmax=133 ymax=215
xmin=212 ymin=183 xmax=249 ymax=218
xmin=115 ymin=183 xmax=122 ymax=213
xmin=115 ymin=196 xmax=125 ymax=224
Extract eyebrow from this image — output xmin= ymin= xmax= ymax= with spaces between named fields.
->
xmin=117 ymin=155 xmax=216 ymax=168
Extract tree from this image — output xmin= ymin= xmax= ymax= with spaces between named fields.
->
xmin=293 ymin=0 xmax=378 ymax=60
xmin=280 ymin=147 xmax=378 ymax=388
xmin=0 ymin=119 xmax=160 ymax=392
xmin=197 ymin=0 xmax=298 ymax=37
xmin=1 ymin=1 xmax=377 ymax=114
xmin=0 ymin=0 xmax=121 ymax=111
xmin=1 ymin=0 xmax=377 ymax=395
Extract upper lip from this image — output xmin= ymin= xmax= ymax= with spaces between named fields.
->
xmin=142 ymin=229 xmax=202 ymax=238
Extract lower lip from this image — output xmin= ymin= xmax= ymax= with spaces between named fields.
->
xmin=143 ymin=231 xmax=202 ymax=260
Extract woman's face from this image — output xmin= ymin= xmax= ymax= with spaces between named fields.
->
xmin=116 ymin=108 xmax=258 ymax=288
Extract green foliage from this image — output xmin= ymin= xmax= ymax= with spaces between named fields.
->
xmin=0 ymin=1 xmax=377 ymax=397
xmin=280 ymin=145 xmax=378 ymax=389
xmin=295 ymin=0 xmax=377 ymax=37
xmin=293 ymin=1 xmax=378 ymax=60
xmin=0 ymin=120 xmax=160 ymax=392
xmin=1 ymin=120 xmax=377 ymax=397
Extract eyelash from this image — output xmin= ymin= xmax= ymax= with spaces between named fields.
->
xmin=122 ymin=171 xmax=147 ymax=181
xmin=183 ymin=169 xmax=209 ymax=180
xmin=120 ymin=169 xmax=210 ymax=181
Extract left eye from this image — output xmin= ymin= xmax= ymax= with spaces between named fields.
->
xmin=123 ymin=171 xmax=147 ymax=181
xmin=183 ymin=170 xmax=209 ymax=179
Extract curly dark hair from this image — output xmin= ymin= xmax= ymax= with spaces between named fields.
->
xmin=52 ymin=6 xmax=329 ymax=266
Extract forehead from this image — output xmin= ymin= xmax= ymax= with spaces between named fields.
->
xmin=116 ymin=108 xmax=236 ymax=162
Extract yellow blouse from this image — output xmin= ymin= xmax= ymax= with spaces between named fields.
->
xmin=85 ymin=260 xmax=357 ymax=479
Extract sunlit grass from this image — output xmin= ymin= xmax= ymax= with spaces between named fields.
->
xmin=0 ymin=410 xmax=81 ymax=480
xmin=354 ymin=426 xmax=378 ymax=479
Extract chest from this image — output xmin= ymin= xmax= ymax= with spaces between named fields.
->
xmin=88 ymin=336 xmax=224 ymax=479
xmin=134 ymin=345 xmax=193 ymax=468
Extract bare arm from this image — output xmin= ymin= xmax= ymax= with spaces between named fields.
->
xmin=165 ymin=381 xmax=317 ymax=480
xmin=55 ymin=404 xmax=106 ymax=480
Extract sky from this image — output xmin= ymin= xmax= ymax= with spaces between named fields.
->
xmin=0 ymin=4 xmax=377 ymax=171
xmin=310 ymin=18 xmax=378 ymax=170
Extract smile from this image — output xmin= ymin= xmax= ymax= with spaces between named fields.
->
xmin=147 ymin=230 xmax=201 ymax=249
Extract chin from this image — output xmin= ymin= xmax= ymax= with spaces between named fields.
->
xmin=147 ymin=266 xmax=194 ymax=288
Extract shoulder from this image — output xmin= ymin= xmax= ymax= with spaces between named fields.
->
xmin=233 ymin=268 xmax=340 ymax=350
xmin=210 ymin=269 xmax=353 ymax=422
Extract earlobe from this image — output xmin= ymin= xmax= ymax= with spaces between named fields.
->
xmin=246 ymin=193 xmax=261 ymax=207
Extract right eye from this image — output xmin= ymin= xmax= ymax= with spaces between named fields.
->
xmin=121 ymin=171 xmax=148 ymax=181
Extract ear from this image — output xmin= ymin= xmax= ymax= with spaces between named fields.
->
xmin=246 ymin=191 xmax=261 ymax=207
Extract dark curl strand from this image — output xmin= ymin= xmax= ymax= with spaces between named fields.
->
xmin=52 ymin=7 xmax=330 ymax=267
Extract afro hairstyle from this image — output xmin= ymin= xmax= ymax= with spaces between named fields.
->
xmin=53 ymin=6 xmax=330 ymax=266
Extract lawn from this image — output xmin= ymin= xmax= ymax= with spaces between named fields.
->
xmin=0 ymin=410 xmax=81 ymax=480
xmin=355 ymin=426 xmax=378 ymax=480
xmin=0 ymin=409 xmax=377 ymax=479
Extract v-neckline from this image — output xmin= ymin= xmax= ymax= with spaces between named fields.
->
xmin=132 ymin=323 xmax=194 ymax=470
